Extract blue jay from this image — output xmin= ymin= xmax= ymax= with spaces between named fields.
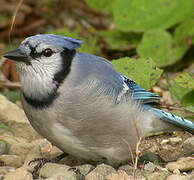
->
xmin=3 ymin=34 xmax=194 ymax=164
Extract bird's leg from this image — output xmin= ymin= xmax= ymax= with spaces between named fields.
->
xmin=29 ymin=152 xmax=68 ymax=179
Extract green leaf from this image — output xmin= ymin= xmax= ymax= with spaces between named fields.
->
xmin=169 ymin=84 xmax=190 ymax=102
xmin=84 ymin=0 xmax=113 ymax=13
xmin=181 ymin=90 xmax=194 ymax=113
xmin=169 ymin=84 xmax=194 ymax=112
xmin=1 ymin=91 xmax=20 ymax=103
xmin=184 ymin=116 xmax=194 ymax=120
xmin=172 ymin=18 xmax=194 ymax=60
xmin=183 ymin=106 xmax=194 ymax=113
xmin=100 ymin=29 xmax=141 ymax=49
xmin=112 ymin=57 xmax=163 ymax=89
xmin=113 ymin=0 xmax=194 ymax=32
xmin=47 ymin=27 xmax=99 ymax=54
xmin=137 ymin=29 xmax=175 ymax=67
xmin=175 ymin=73 xmax=194 ymax=90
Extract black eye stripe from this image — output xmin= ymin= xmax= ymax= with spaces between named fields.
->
xmin=29 ymin=44 xmax=41 ymax=59
xmin=28 ymin=44 xmax=55 ymax=59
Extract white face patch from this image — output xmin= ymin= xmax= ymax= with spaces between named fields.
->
xmin=16 ymin=50 xmax=63 ymax=100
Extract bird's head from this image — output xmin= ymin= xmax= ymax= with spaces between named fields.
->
xmin=3 ymin=34 xmax=82 ymax=74
xmin=3 ymin=34 xmax=82 ymax=104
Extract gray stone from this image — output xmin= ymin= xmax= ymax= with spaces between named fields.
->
xmin=182 ymin=137 xmax=194 ymax=155
xmin=143 ymin=172 xmax=169 ymax=180
xmin=0 ymin=140 xmax=10 ymax=155
xmin=118 ymin=164 xmax=134 ymax=175
xmin=166 ymin=174 xmax=188 ymax=180
xmin=85 ymin=163 xmax=116 ymax=180
xmin=169 ymin=137 xmax=182 ymax=145
xmin=9 ymin=139 xmax=50 ymax=161
xmin=119 ymin=164 xmax=149 ymax=179
xmin=144 ymin=162 xmax=156 ymax=172
xmin=0 ymin=95 xmax=39 ymax=141
xmin=3 ymin=167 xmax=33 ymax=180
xmin=0 ymin=166 xmax=16 ymax=175
xmin=39 ymin=163 xmax=77 ymax=180
xmin=0 ymin=134 xmax=27 ymax=146
xmin=75 ymin=164 xmax=95 ymax=176
xmin=0 ymin=154 xmax=23 ymax=168
xmin=166 ymin=157 xmax=194 ymax=172
xmin=106 ymin=169 xmax=133 ymax=180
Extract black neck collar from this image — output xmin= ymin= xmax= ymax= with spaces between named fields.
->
xmin=22 ymin=48 xmax=76 ymax=109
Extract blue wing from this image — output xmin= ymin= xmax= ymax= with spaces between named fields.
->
xmin=121 ymin=75 xmax=160 ymax=104
xmin=75 ymin=53 xmax=160 ymax=104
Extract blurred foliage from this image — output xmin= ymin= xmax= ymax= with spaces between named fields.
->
xmin=1 ymin=91 xmax=20 ymax=103
xmin=175 ymin=73 xmax=194 ymax=90
xmin=100 ymin=30 xmax=141 ymax=49
xmin=170 ymin=73 xmax=194 ymax=113
xmin=137 ymin=29 xmax=173 ymax=67
xmin=112 ymin=0 xmax=194 ymax=32
xmin=85 ymin=0 xmax=112 ymax=13
xmin=86 ymin=0 xmax=194 ymax=67
xmin=112 ymin=57 xmax=163 ymax=90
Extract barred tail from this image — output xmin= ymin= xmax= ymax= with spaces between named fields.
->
xmin=152 ymin=108 xmax=194 ymax=134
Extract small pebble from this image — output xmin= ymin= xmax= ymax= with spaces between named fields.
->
xmin=152 ymin=86 xmax=163 ymax=96
xmin=118 ymin=164 xmax=134 ymax=175
xmin=9 ymin=139 xmax=51 ymax=161
xmin=161 ymin=139 xmax=170 ymax=145
xmin=86 ymin=163 xmax=116 ymax=180
xmin=39 ymin=163 xmax=77 ymax=180
xmin=106 ymin=170 xmax=132 ymax=180
xmin=3 ymin=167 xmax=33 ymax=180
xmin=144 ymin=162 xmax=156 ymax=172
xmin=75 ymin=164 xmax=95 ymax=176
xmin=169 ymin=137 xmax=182 ymax=145
xmin=182 ymin=137 xmax=194 ymax=155
xmin=166 ymin=174 xmax=188 ymax=180
xmin=162 ymin=91 xmax=174 ymax=105
xmin=173 ymin=168 xmax=180 ymax=174
xmin=0 ymin=154 xmax=23 ymax=168
xmin=166 ymin=157 xmax=194 ymax=172
xmin=142 ymin=172 xmax=169 ymax=180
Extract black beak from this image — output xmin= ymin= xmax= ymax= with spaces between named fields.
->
xmin=3 ymin=48 xmax=28 ymax=62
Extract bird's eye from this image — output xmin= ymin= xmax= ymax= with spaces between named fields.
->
xmin=43 ymin=48 xmax=53 ymax=57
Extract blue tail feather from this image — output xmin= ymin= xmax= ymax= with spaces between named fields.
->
xmin=152 ymin=108 xmax=194 ymax=134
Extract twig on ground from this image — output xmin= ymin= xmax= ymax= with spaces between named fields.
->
xmin=0 ymin=80 xmax=21 ymax=89
xmin=9 ymin=0 xmax=24 ymax=44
